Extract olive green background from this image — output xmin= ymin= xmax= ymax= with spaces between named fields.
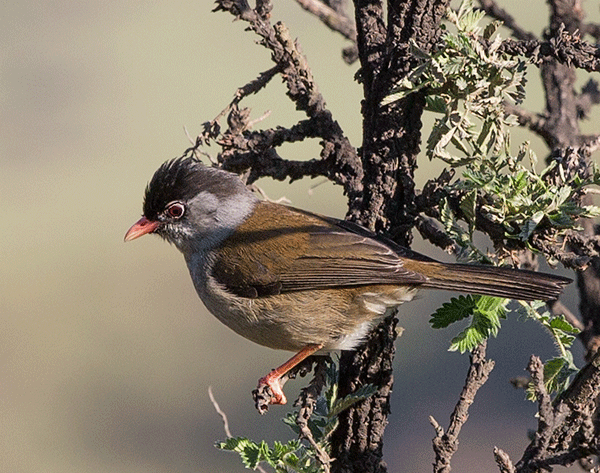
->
xmin=1 ymin=1 xmax=590 ymax=472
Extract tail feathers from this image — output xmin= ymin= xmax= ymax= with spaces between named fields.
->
xmin=421 ymin=263 xmax=571 ymax=301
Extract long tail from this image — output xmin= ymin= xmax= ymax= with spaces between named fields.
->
xmin=419 ymin=263 xmax=571 ymax=301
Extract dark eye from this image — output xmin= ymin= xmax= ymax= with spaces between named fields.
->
xmin=165 ymin=202 xmax=185 ymax=219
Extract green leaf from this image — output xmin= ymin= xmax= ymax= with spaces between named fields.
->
xmin=430 ymin=295 xmax=477 ymax=328
xmin=329 ymin=384 xmax=378 ymax=418
xmin=483 ymin=20 xmax=502 ymax=40
xmin=448 ymin=302 xmax=504 ymax=353
xmin=432 ymin=296 xmax=507 ymax=353
xmin=460 ymin=190 xmax=478 ymax=228
xmin=449 ymin=322 xmax=486 ymax=353
xmin=217 ymin=437 xmax=263 ymax=469
xmin=526 ymin=355 xmax=579 ymax=400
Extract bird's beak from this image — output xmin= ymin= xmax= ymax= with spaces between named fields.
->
xmin=124 ymin=217 xmax=160 ymax=242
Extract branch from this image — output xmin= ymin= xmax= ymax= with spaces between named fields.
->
xmin=576 ymin=79 xmax=600 ymax=120
xmin=431 ymin=342 xmax=495 ymax=473
xmin=199 ymin=65 xmax=281 ymax=143
xmin=504 ymin=104 xmax=549 ymax=139
xmin=414 ymin=215 xmax=459 ymax=254
xmin=294 ymin=0 xmax=358 ymax=63
xmin=582 ymin=22 xmax=600 ymax=42
xmin=208 ymin=387 xmax=270 ymax=473
xmin=498 ymin=35 xmax=600 ymax=73
xmin=294 ymin=357 xmax=332 ymax=472
xmin=208 ymin=386 xmax=233 ymax=438
xmin=516 ymin=352 xmax=600 ymax=472
xmin=494 ymin=447 xmax=516 ymax=473
xmin=212 ymin=0 xmax=363 ymax=201
xmin=294 ymin=0 xmax=356 ymax=41
xmin=477 ymin=0 xmax=536 ymax=41
xmin=331 ymin=314 xmax=398 ymax=473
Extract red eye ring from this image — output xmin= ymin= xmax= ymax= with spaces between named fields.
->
xmin=166 ymin=202 xmax=185 ymax=219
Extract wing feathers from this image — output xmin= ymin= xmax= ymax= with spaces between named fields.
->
xmin=210 ymin=201 xmax=570 ymax=301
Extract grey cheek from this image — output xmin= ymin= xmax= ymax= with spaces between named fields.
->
xmin=190 ymin=192 xmax=219 ymax=215
xmin=188 ymin=192 xmax=220 ymax=228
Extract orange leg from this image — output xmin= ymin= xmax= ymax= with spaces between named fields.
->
xmin=257 ymin=344 xmax=324 ymax=405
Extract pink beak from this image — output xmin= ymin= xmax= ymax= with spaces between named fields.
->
xmin=124 ymin=217 xmax=160 ymax=242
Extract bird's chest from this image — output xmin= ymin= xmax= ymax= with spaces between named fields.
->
xmin=184 ymin=251 xmax=420 ymax=352
xmin=186 ymin=253 xmax=248 ymax=319
xmin=185 ymin=252 xmax=283 ymax=346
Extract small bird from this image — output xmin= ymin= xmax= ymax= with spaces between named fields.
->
xmin=125 ymin=157 xmax=571 ymax=407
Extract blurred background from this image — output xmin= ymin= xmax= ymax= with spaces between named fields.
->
xmin=1 ymin=1 xmax=594 ymax=472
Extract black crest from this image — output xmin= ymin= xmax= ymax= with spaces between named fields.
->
xmin=142 ymin=157 xmax=245 ymax=219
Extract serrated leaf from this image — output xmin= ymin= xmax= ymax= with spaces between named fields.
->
xmin=476 ymin=295 xmax=507 ymax=315
xmin=548 ymin=315 xmax=578 ymax=334
xmin=446 ymin=296 xmax=506 ymax=352
xmin=449 ymin=323 xmax=486 ymax=353
xmin=329 ymin=384 xmax=378 ymax=418
xmin=526 ymin=355 xmax=579 ymax=400
xmin=460 ymin=190 xmax=478 ymax=226
xmin=430 ymin=295 xmax=477 ymax=328
xmin=483 ymin=20 xmax=501 ymax=40
xmin=218 ymin=436 xmax=252 ymax=452
xmin=239 ymin=440 xmax=262 ymax=469
xmin=282 ymin=413 xmax=301 ymax=435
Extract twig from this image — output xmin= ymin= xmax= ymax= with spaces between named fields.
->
xmin=415 ymin=215 xmax=460 ymax=254
xmin=582 ymin=22 xmax=600 ymax=42
xmin=504 ymin=103 xmax=548 ymax=137
xmin=211 ymin=0 xmax=363 ymax=201
xmin=477 ymin=0 xmax=536 ymax=41
xmin=208 ymin=386 xmax=232 ymax=438
xmin=431 ymin=342 xmax=495 ymax=473
xmin=494 ymin=447 xmax=516 ymax=473
xmin=294 ymin=0 xmax=356 ymax=41
xmin=497 ymin=36 xmax=600 ymax=73
xmin=208 ymin=386 xmax=269 ymax=473
xmin=295 ymin=357 xmax=332 ymax=472
xmin=514 ymin=357 xmax=555 ymax=471
xmin=512 ymin=350 xmax=600 ymax=472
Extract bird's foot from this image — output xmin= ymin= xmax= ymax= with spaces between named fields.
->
xmin=252 ymin=344 xmax=323 ymax=414
xmin=253 ymin=371 xmax=287 ymax=414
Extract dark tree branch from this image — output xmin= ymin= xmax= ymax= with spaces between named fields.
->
xmin=430 ymin=342 xmax=495 ymax=473
xmin=295 ymin=357 xmax=333 ymax=472
xmin=515 ymin=352 xmax=600 ymax=472
xmin=331 ymin=314 xmax=398 ymax=473
xmin=576 ymin=79 xmax=600 ymax=119
xmin=414 ymin=215 xmax=458 ymax=254
xmin=212 ymin=0 xmax=363 ymax=204
xmin=582 ymin=22 xmax=600 ymax=42
xmin=578 ymin=218 xmax=600 ymax=359
xmin=294 ymin=0 xmax=356 ymax=41
xmin=477 ymin=0 xmax=536 ymax=41
xmin=498 ymin=35 xmax=600 ymax=73
xmin=332 ymin=2 xmax=451 ymax=472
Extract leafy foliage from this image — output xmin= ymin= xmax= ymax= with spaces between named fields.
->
xmin=217 ymin=361 xmax=376 ymax=472
xmin=387 ymin=0 xmax=592 ymax=391
xmin=518 ymin=301 xmax=580 ymax=398
xmin=430 ymin=295 xmax=507 ymax=353
xmin=385 ymin=0 xmax=600 ymax=248
xmin=218 ymin=437 xmax=304 ymax=472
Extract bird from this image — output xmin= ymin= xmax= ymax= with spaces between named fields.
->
xmin=125 ymin=157 xmax=571 ymax=408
